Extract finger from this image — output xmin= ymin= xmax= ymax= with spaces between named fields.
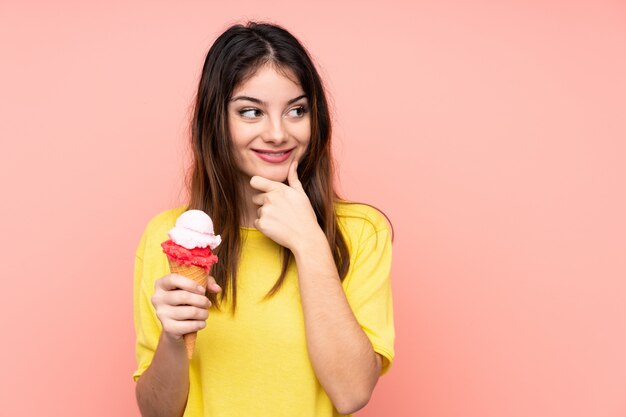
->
xmin=206 ymin=275 xmax=222 ymax=293
xmin=172 ymin=274 xmax=209 ymax=294
xmin=287 ymin=160 xmax=303 ymax=191
xmin=250 ymin=175 xmax=282 ymax=192
xmin=159 ymin=274 xmax=206 ymax=294
xmin=165 ymin=290 xmax=211 ymax=308
xmin=251 ymin=192 xmax=266 ymax=206
xmin=163 ymin=318 xmax=206 ymax=337
xmin=167 ymin=305 xmax=210 ymax=321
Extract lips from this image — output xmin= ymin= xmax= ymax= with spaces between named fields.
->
xmin=252 ymin=148 xmax=294 ymax=163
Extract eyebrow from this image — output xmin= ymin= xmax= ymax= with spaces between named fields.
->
xmin=230 ymin=94 xmax=308 ymax=106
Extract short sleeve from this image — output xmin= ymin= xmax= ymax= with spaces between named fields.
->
xmin=132 ymin=228 xmax=163 ymax=382
xmin=343 ymin=223 xmax=395 ymax=376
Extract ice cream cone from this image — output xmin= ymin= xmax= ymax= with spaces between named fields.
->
xmin=168 ymin=258 xmax=210 ymax=359
xmin=161 ymin=209 xmax=220 ymax=360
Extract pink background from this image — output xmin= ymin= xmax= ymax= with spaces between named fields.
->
xmin=1 ymin=1 xmax=625 ymax=416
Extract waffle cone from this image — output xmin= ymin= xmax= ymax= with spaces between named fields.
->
xmin=167 ymin=258 xmax=212 ymax=359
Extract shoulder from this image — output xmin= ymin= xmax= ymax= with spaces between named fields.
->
xmin=136 ymin=207 xmax=186 ymax=258
xmin=335 ymin=201 xmax=392 ymax=241
xmin=143 ymin=206 xmax=186 ymax=237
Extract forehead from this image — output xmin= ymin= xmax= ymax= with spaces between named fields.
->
xmin=232 ymin=64 xmax=304 ymax=100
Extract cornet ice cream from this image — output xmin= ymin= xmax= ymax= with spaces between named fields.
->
xmin=161 ymin=209 xmax=221 ymax=359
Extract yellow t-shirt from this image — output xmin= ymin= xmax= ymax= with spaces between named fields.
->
xmin=133 ymin=202 xmax=395 ymax=416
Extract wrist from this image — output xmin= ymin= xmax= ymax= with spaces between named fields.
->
xmin=292 ymin=228 xmax=329 ymax=258
xmin=160 ymin=331 xmax=186 ymax=349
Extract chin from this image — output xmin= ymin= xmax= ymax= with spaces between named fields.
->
xmin=252 ymin=166 xmax=290 ymax=182
xmin=264 ymin=172 xmax=289 ymax=183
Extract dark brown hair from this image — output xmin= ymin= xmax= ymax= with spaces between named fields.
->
xmin=187 ymin=22 xmax=349 ymax=313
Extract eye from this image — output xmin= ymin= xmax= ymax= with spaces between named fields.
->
xmin=287 ymin=105 xmax=308 ymax=118
xmin=239 ymin=108 xmax=263 ymax=119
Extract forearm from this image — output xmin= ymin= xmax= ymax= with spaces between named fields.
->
xmin=136 ymin=333 xmax=190 ymax=417
xmin=293 ymin=232 xmax=381 ymax=414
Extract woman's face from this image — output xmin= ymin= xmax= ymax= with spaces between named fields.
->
xmin=228 ymin=64 xmax=311 ymax=183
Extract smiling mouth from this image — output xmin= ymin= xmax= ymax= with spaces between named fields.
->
xmin=253 ymin=148 xmax=294 ymax=155
xmin=256 ymin=151 xmax=288 ymax=156
xmin=252 ymin=148 xmax=295 ymax=163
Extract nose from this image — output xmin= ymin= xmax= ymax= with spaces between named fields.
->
xmin=261 ymin=115 xmax=287 ymax=145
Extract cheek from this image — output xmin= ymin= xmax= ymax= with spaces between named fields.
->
xmin=292 ymin=120 xmax=311 ymax=144
xmin=229 ymin=122 xmax=256 ymax=147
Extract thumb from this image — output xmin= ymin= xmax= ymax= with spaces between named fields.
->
xmin=287 ymin=160 xmax=303 ymax=191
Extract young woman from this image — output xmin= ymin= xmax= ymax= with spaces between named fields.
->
xmin=133 ymin=22 xmax=395 ymax=417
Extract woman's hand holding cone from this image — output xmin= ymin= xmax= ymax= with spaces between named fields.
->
xmin=151 ymin=273 xmax=222 ymax=341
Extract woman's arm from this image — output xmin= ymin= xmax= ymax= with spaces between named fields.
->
xmin=292 ymin=231 xmax=382 ymax=415
xmin=250 ymin=163 xmax=383 ymax=414
xmin=135 ymin=274 xmax=220 ymax=417
xmin=136 ymin=333 xmax=189 ymax=417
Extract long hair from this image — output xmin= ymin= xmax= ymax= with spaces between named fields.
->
xmin=187 ymin=22 xmax=350 ymax=313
